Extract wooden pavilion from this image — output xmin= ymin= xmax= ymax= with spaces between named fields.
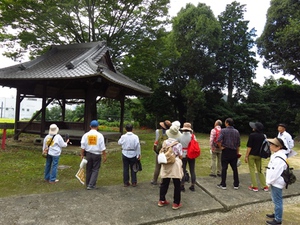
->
xmin=0 ymin=41 xmax=152 ymax=142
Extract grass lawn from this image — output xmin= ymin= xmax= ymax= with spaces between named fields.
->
xmin=0 ymin=128 xmax=299 ymax=198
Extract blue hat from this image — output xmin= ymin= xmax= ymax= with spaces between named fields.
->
xmin=90 ymin=120 xmax=99 ymax=127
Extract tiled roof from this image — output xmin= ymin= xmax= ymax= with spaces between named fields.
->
xmin=0 ymin=41 xmax=152 ymax=97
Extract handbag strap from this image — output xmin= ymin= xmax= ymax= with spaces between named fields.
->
xmin=47 ymin=135 xmax=56 ymax=148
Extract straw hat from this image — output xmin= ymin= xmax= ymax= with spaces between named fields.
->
xmin=159 ymin=120 xmax=171 ymax=130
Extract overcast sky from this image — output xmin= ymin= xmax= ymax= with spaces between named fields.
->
xmin=0 ymin=0 xmax=275 ymax=98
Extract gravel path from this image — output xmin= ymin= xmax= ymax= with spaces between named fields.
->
xmin=158 ymin=195 xmax=300 ymax=225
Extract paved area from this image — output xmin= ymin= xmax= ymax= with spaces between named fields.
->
xmin=0 ymin=171 xmax=299 ymax=225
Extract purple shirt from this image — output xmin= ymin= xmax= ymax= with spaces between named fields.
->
xmin=218 ymin=126 xmax=240 ymax=150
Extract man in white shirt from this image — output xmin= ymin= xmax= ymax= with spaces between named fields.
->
xmin=80 ymin=120 xmax=106 ymax=190
xmin=277 ymin=123 xmax=294 ymax=157
xmin=118 ymin=124 xmax=141 ymax=187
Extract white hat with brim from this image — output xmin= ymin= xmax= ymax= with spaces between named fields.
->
xmin=49 ymin=124 xmax=59 ymax=135
xmin=166 ymin=125 xmax=181 ymax=139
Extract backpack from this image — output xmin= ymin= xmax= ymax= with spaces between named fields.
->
xmin=213 ymin=128 xmax=220 ymax=148
xmin=276 ymin=156 xmax=297 ymax=189
xmin=155 ymin=129 xmax=168 ymax=154
xmin=158 ymin=141 xmax=178 ymax=164
xmin=187 ymin=134 xmax=201 ymax=159
xmin=259 ymin=135 xmax=271 ymax=159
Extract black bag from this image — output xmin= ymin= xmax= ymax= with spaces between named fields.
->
xmin=259 ymin=135 xmax=271 ymax=159
xmin=184 ymin=171 xmax=190 ymax=183
xmin=133 ymin=160 xmax=142 ymax=172
xmin=276 ymin=156 xmax=297 ymax=189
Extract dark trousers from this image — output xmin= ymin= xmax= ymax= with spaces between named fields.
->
xmin=220 ymin=148 xmax=239 ymax=187
xmin=159 ymin=178 xmax=181 ymax=204
xmin=122 ymin=154 xmax=137 ymax=184
xmin=181 ymin=157 xmax=196 ymax=185
xmin=86 ymin=152 xmax=102 ymax=188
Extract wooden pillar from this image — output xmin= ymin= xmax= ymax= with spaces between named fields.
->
xmin=61 ymin=98 xmax=66 ymax=121
xmin=13 ymin=90 xmax=21 ymax=140
xmin=84 ymin=87 xmax=97 ymax=132
xmin=119 ymin=96 xmax=125 ymax=134
xmin=41 ymin=85 xmax=47 ymax=135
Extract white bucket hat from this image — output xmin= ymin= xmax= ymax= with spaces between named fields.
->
xmin=49 ymin=124 xmax=59 ymax=135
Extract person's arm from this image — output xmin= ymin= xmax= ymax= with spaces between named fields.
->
xmin=245 ymin=147 xmax=251 ymax=163
xmin=80 ymin=149 xmax=85 ymax=160
xmin=209 ymin=128 xmax=215 ymax=151
xmin=287 ymin=134 xmax=294 ymax=149
xmin=102 ymin=150 xmax=107 ymax=162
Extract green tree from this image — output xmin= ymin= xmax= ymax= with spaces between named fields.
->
xmin=160 ymin=3 xmax=221 ymax=124
xmin=257 ymin=0 xmax=300 ymax=82
xmin=0 ymin=0 xmax=170 ymax=65
xmin=217 ymin=1 xmax=258 ymax=105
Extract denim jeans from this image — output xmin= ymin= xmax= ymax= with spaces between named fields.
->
xmin=122 ymin=154 xmax=137 ymax=184
xmin=44 ymin=155 xmax=60 ymax=182
xmin=270 ymin=185 xmax=283 ymax=222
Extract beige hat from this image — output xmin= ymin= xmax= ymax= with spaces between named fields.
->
xmin=180 ymin=122 xmax=193 ymax=132
xmin=166 ymin=125 xmax=181 ymax=139
xmin=159 ymin=120 xmax=171 ymax=130
xmin=49 ymin=124 xmax=59 ymax=135
xmin=267 ymin=137 xmax=286 ymax=149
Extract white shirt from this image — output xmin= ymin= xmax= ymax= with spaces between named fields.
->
xmin=266 ymin=150 xmax=287 ymax=189
xmin=43 ymin=134 xmax=68 ymax=156
xmin=118 ymin=132 xmax=141 ymax=158
xmin=277 ymin=131 xmax=294 ymax=154
xmin=81 ymin=129 xmax=106 ymax=155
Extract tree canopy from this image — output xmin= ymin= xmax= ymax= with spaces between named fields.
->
xmin=0 ymin=0 xmax=170 ymax=64
xmin=217 ymin=1 xmax=258 ymax=105
xmin=257 ymin=0 xmax=300 ymax=82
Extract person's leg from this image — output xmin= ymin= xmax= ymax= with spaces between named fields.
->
xmin=159 ymin=178 xmax=171 ymax=201
xmin=152 ymin=154 xmax=160 ymax=184
xmin=248 ymin=155 xmax=258 ymax=188
xmin=85 ymin=152 xmax=93 ymax=186
xmin=229 ymin=157 xmax=239 ymax=187
xmin=217 ymin=152 xmax=222 ymax=176
xmin=270 ymin=185 xmax=283 ymax=222
xmin=122 ymin=154 xmax=130 ymax=185
xmin=181 ymin=158 xmax=187 ymax=187
xmin=88 ymin=153 xmax=101 ymax=187
xmin=172 ymin=178 xmax=181 ymax=204
xmin=129 ymin=157 xmax=137 ymax=184
xmin=44 ymin=155 xmax=52 ymax=181
xmin=220 ymin=159 xmax=228 ymax=187
xmin=49 ymin=155 xmax=60 ymax=182
xmin=188 ymin=158 xmax=196 ymax=184
xmin=211 ymin=152 xmax=217 ymax=175
xmin=255 ymin=156 xmax=267 ymax=188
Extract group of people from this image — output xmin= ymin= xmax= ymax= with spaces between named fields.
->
xmin=208 ymin=119 xmax=294 ymax=225
xmin=151 ymin=120 xmax=198 ymax=210
xmin=42 ymin=118 xmax=295 ymax=223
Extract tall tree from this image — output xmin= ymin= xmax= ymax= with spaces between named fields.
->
xmin=0 ymin=0 xmax=170 ymax=66
xmin=257 ymin=0 xmax=300 ymax=82
xmin=160 ymin=3 xmax=221 ymax=124
xmin=217 ymin=1 xmax=258 ymax=105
